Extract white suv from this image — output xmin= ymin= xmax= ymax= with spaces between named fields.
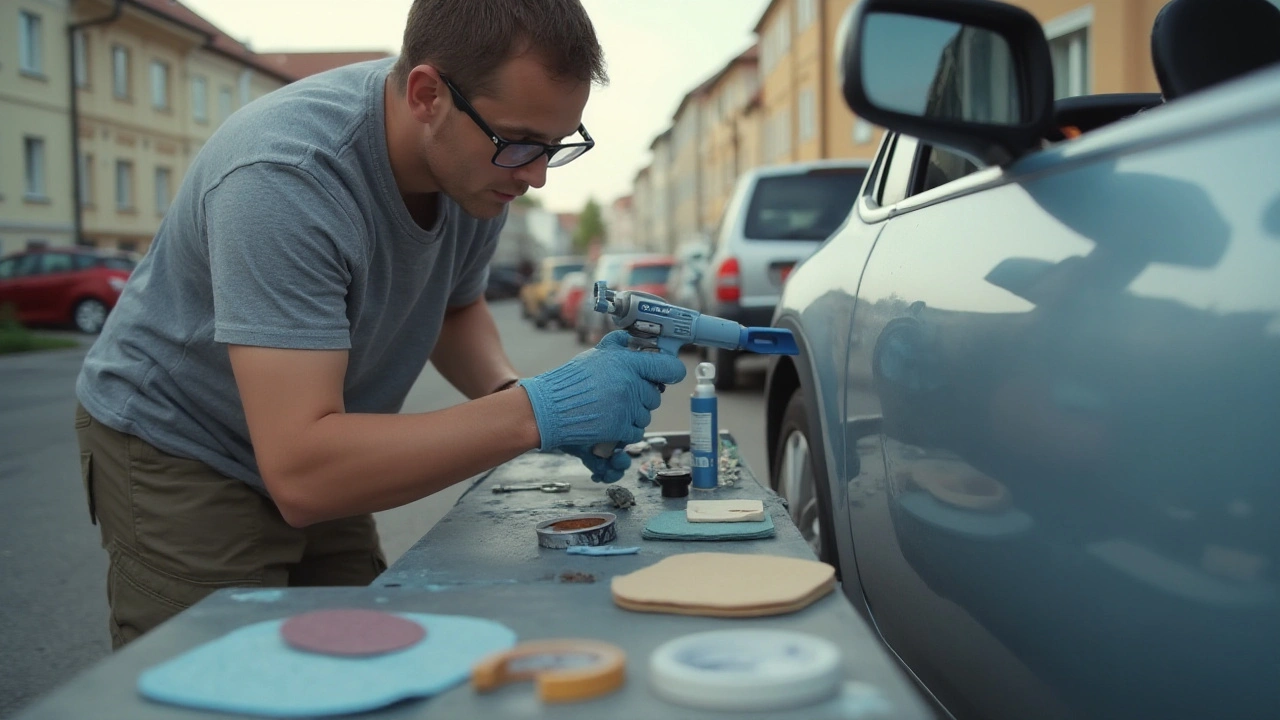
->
xmin=698 ymin=159 xmax=870 ymax=388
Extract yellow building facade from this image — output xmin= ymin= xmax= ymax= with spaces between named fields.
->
xmin=698 ymin=46 xmax=759 ymax=236
xmin=633 ymin=0 xmax=1176 ymax=244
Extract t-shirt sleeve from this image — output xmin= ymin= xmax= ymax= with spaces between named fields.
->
xmin=446 ymin=207 xmax=506 ymax=308
xmin=204 ymin=162 xmax=359 ymax=349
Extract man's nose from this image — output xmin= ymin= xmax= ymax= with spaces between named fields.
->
xmin=513 ymin=155 xmax=549 ymax=189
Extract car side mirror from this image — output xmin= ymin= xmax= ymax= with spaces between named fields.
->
xmin=837 ymin=0 xmax=1056 ymax=165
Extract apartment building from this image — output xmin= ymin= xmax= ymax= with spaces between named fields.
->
xmin=1 ymin=0 xmax=390 ymax=256
xmin=698 ymin=45 xmax=759 ymax=237
xmin=629 ymin=0 xmax=1177 ymax=246
xmin=647 ymin=128 xmax=675 ymax=254
xmin=669 ymin=81 xmax=709 ymax=254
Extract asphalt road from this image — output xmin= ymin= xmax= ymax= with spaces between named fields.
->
xmin=0 ymin=298 xmax=771 ymax=717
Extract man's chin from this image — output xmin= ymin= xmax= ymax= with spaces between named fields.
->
xmin=457 ymin=196 xmax=507 ymax=220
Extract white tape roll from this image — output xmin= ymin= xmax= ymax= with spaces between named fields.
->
xmin=649 ymin=629 xmax=842 ymax=711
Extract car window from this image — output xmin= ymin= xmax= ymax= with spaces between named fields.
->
xmin=627 ymin=265 xmax=672 ymax=286
xmin=42 ymin=253 xmax=74 ymax=274
xmin=878 ymin=134 xmax=920 ymax=208
xmin=12 ymin=255 xmax=42 ymax=277
xmin=0 ymin=259 xmax=15 ymax=280
xmin=101 ymin=257 xmax=136 ymax=271
xmin=74 ymin=254 xmax=98 ymax=270
xmin=552 ymin=263 xmax=584 ymax=280
xmin=744 ymin=169 xmax=867 ymax=241
xmin=918 ymin=146 xmax=982 ymax=194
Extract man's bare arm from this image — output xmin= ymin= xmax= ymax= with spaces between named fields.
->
xmin=229 ymin=344 xmax=539 ymax=528
xmin=430 ymin=297 xmax=520 ymax=399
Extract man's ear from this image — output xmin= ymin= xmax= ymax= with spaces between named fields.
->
xmin=405 ymin=65 xmax=447 ymax=125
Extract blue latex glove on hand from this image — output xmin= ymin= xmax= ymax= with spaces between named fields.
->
xmin=519 ymin=330 xmax=687 ymax=451
xmin=561 ymin=444 xmax=632 ymax=483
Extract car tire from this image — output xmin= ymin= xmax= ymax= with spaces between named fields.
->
xmin=534 ymin=308 xmax=549 ymax=329
xmin=711 ymin=347 xmax=737 ymax=390
xmin=772 ymin=389 xmax=837 ymax=565
xmin=72 ymin=298 xmax=109 ymax=334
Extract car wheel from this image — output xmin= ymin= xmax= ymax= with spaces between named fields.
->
xmin=534 ymin=309 xmax=549 ymax=329
xmin=711 ymin=347 xmax=737 ymax=390
xmin=73 ymin=299 xmax=108 ymax=334
xmin=773 ymin=389 xmax=836 ymax=564
xmin=575 ymin=324 xmax=588 ymax=345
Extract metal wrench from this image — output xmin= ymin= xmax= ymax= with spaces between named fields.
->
xmin=491 ymin=482 xmax=572 ymax=494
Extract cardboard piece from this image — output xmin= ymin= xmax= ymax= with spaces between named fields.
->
xmin=686 ymin=499 xmax=766 ymax=523
xmin=611 ymin=553 xmax=835 ymax=618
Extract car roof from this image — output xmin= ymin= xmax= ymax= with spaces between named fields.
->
xmin=745 ymin=158 xmax=873 ymax=179
xmin=623 ymin=256 xmax=675 ymax=267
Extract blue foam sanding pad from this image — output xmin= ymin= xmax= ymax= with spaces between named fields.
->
xmin=642 ymin=510 xmax=775 ymax=541
xmin=137 ymin=613 xmax=516 ymax=717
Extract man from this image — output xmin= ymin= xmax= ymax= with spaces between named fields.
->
xmin=74 ymin=0 xmax=684 ymax=649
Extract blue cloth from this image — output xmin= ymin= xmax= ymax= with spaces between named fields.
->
xmin=137 ymin=613 xmax=515 ymax=717
xmin=566 ymin=546 xmax=641 ymax=556
xmin=642 ymin=510 xmax=776 ymax=541
xmin=519 ymin=331 xmax=686 ymax=451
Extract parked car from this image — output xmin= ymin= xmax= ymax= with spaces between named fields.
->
xmin=617 ymin=255 xmax=675 ymax=297
xmin=0 ymin=247 xmax=137 ymax=333
xmin=484 ymin=264 xmax=527 ymax=301
xmin=574 ymin=251 xmax=656 ymax=344
xmin=665 ymin=239 xmax=712 ymax=318
xmin=698 ymin=158 xmax=870 ymax=388
xmin=552 ymin=270 xmax=587 ymax=329
xmin=764 ymin=1 xmax=1280 ymax=719
xmin=519 ymin=255 xmax=585 ymax=327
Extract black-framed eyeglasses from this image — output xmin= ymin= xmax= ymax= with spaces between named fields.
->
xmin=440 ymin=75 xmax=594 ymax=169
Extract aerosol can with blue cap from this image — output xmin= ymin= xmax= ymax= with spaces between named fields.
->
xmin=690 ymin=362 xmax=719 ymax=489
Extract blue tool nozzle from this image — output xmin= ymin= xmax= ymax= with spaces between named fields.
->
xmin=737 ymin=327 xmax=799 ymax=355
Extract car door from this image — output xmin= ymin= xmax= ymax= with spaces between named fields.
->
xmin=0 ymin=254 xmax=45 ymax=323
xmin=844 ymin=106 xmax=1280 ymax=719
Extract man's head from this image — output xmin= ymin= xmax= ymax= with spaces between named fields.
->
xmin=389 ymin=0 xmax=607 ymax=219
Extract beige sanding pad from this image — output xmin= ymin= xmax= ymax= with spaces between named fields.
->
xmin=611 ymin=553 xmax=835 ymax=618
xmin=686 ymin=499 xmax=766 ymax=523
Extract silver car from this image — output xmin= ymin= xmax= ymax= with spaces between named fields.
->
xmin=765 ymin=0 xmax=1280 ymax=718
xmin=698 ymin=159 xmax=869 ymax=389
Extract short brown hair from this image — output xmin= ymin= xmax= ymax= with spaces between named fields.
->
xmin=391 ymin=0 xmax=607 ymax=98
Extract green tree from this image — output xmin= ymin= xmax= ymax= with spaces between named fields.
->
xmin=573 ymin=198 xmax=606 ymax=253
xmin=514 ymin=193 xmax=543 ymax=208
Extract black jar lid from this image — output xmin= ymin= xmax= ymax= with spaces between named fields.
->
xmin=656 ymin=468 xmax=692 ymax=498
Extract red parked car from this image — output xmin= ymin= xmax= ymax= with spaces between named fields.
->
xmin=0 ymin=247 xmax=137 ymax=333
xmin=617 ymin=255 xmax=675 ymax=298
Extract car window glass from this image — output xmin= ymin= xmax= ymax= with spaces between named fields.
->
xmin=102 ymin=257 xmax=136 ymax=271
xmin=744 ymin=169 xmax=867 ymax=241
xmin=42 ymin=253 xmax=74 ymax=274
xmin=879 ymin=135 xmax=920 ymax=207
xmin=918 ymin=145 xmax=982 ymax=194
xmin=552 ymin=264 xmax=584 ymax=280
xmin=627 ymin=265 xmax=673 ymax=286
xmin=12 ymin=255 xmax=42 ymax=277
xmin=0 ymin=259 xmax=14 ymax=280
xmin=74 ymin=254 xmax=97 ymax=270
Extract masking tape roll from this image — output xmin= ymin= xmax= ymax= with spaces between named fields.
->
xmin=472 ymin=639 xmax=626 ymax=703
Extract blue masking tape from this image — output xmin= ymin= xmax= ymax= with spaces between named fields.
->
xmin=567 ymin=546 xmax=641 ymax=556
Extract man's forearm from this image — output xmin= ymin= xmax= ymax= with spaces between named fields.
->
xmin=431 ymin=298 xmax=520 ymax=399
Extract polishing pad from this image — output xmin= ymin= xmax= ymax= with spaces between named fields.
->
xmin=138 ymin=613 xmax=516 ymax=717
xmin=612 ymin=553 xmax=835 ymax=618
xmin=281 ymin=609 xmax=425 ymax=656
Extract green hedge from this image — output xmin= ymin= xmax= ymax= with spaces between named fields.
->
xmin=0 ymin=304 xmax=80 ymax=355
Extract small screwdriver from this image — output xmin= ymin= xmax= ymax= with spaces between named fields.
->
xmin=492 ymin=482 xmax=572 ymax=494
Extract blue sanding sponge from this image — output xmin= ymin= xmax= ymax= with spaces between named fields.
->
xmin=642 ymin=510 xmax=775 ymax=541
xmin=137 ymin=613 xmax=516 ymax=717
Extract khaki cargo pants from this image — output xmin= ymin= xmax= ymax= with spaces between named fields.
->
xmin=75 ymin=404 xmax=387 ymax=649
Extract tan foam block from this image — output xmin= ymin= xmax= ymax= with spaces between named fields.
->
xmin=686 ymin=499 xmax=766 ymax=523
xmin=611 ymin=553 xmax=836 ymax=617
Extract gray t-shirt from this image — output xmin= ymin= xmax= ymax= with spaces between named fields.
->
xmin=77 ymin=58 xmax=503 ymax=491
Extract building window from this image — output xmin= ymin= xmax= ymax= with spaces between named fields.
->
xmin=796 ymin=0 xmax=817 ymax=31
xmin=155 ymin=167 xmax=171 ymax=215
xmin=112 ymin=45 xmax=131 ymax=99
xmin=73 ymin=30 xmax=89 ymax=88
xmin=24 ymin=137 xmax=47 ymax=199
xmin=116 ymin=160 xmax=134 ymax=210
xmin=238 ymin=70 xmax=253 ymax=106
xmin=218 ymin=87 xmax=233 ymax=120
xmin=1045 ymin=7 xmax=1093 ymax=99
xmin=80 ymin=153 xmax=95 ymax=206
xmin=20 ymin=11 xmax=43 ymax=75
xmin=853 ymin=118 xmax=874 ymax=144
xmin=799 ymin=87 xmax=816 ymax=142
xmin=192 ymin=75 xmax=208 ymax=123
xmin=150 ymin=61 xmax=170 ymax=110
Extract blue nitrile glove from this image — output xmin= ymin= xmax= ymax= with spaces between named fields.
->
xmin=519 ymin=330 xmax=687 ymax=451
xmin=562 ymin=444 xmax=632 ymax=483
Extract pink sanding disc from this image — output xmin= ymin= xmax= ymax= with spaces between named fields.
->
xmin=280 ymin=609 xmax=426 ymax=656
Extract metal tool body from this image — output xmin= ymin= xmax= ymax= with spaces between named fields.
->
xmin=590 ymin=281 xmax=799 ymax=457
xmin=492 ymin=482 xmax=572 ymax=494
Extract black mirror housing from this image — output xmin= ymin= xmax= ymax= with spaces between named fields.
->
xmin=838 ymin=0 xmax=1057 ymax=165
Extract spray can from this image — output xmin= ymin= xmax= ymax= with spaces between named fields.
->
xmin=690 ymin=362 xmax=719 ymax=490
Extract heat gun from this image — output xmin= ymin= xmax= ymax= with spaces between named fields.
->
xmin=590 ymin=281 xmax=798 ymax=457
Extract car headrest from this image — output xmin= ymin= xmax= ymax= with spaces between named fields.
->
xmin=1151 ymin=0 xmax=1280 ymax=100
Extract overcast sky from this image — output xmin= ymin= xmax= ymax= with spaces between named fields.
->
xmin=181 ymin=0 xmax=771 ymax=213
